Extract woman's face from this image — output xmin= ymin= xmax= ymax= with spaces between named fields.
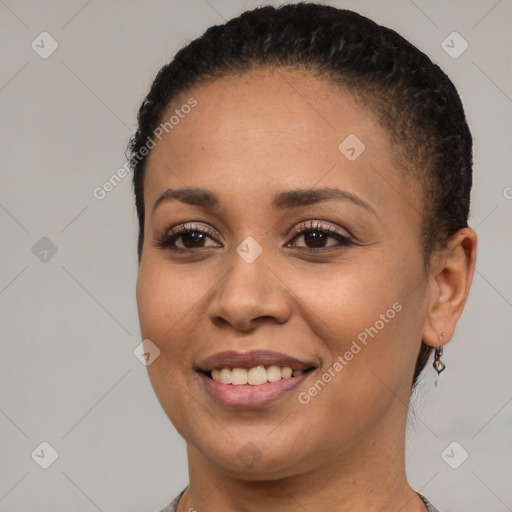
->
xmin=136 ymin=68 xmax=431 ymax=478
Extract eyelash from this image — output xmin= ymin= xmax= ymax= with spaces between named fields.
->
xmin=153 ymin=220 xmax=355 ymax=254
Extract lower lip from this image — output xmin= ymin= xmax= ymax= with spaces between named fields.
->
xmin=199 ymin=372 xmax=311 ymax=408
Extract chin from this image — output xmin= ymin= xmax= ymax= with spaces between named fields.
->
xmin=188 ymin=430 xmax=317 ymax=481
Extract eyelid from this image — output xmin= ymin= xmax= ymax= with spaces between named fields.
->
xmin=155 ymin=219 xmax=355 ymax=253
xmin=156 ymin=221 xmax=222 ymax=248
xmin=165 ymin=221 xmax=220 ymax=239
xmin=286 ymin=219 xmax=353 ymax=241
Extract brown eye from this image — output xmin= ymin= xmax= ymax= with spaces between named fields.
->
xmin=177 ymin=231 xmax=207 ymax=249
xmin=301 ymin=230 xmax=331 ymax=248
xmin=154 ymin=223 xmax=221 ymax=252
xmin=287 ymin=220 xmax=355 ymax=252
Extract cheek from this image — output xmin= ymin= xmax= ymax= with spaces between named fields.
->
xmin=136 ymin=262 xmax=208 ymax=432
xmin=136 ymin=260 xmax=203 ymax=345
xmin=294 ymin=252 xmax=425 ymax=395
xmin=291 ymin=292 xmax=421 ymax=445
xmin=292 ymin=255 xmax=404 ymax=339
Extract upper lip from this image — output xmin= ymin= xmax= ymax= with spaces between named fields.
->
xmin=197 ymin=350 xmax=317 ymax=372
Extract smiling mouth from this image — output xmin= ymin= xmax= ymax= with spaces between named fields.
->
xmin=203 ymin=365 xmax=316 ymax=386
xmin=196 ymin=350 xmax=318 ymax=407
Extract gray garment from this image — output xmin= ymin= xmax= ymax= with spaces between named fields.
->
xmin=159 ymin=488 xmax=440 ymax=511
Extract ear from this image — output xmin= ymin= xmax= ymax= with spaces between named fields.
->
xmin=422 ymin=228 xmax=477 ymax=348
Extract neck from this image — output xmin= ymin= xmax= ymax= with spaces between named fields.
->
xmin=176 ymin=413 xmax=426 ymax=512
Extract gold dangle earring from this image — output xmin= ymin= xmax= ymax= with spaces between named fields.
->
xmin=433 ymin=332 xmax=446 ymax=387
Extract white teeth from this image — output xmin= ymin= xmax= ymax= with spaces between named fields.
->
xmin=220 ymin=368 xmax=232 ymax=384
xmin=248 ymin=366 xmax=267 ymax=385
xmin=231 ymin=368 xmax=248 ymax=385
xmin=210 ymin=365 xmax=307 ymax=385
xmin=280 ymin=367 xmax=292 ymax=379
xmin=267 ymin=365 xmax=282 ymax=382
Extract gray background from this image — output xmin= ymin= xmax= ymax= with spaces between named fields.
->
xmin=1 ymin=0 xmax=511 ymax=511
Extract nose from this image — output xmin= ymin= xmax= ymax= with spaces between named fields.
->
xmin=208 ymin=250 xmax=292 ymax=333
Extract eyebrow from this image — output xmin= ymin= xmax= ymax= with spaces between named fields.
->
xmin=151 ymin=187 xmax=377 ymax=216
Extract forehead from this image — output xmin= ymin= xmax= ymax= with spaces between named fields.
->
xmin=162 ymin=68 xmax=382 ymax=159
xmin=144 ymin=68 xmax=419 ymax=223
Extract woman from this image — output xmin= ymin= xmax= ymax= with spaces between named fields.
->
xmin=128 ymin=3 xmax=477 ymax=511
